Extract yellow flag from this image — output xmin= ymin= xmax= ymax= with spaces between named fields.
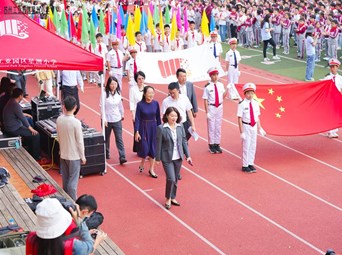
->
xmin=159 ymin=9 xmax=164 ymax=40
xmin=170 ymin=12 xmax=177 ymax=41
xmin=126 ymin=15 xmax=135 ymax=46
xmin=48 ymin=7 xmax=54 ymax=21
xmin=201 ymin=10 xmax=209 ymax=38
xmin=134 ymin=7 xmax=141 ymax=33
xmin=147 ymin=9 xmax=156 ymax=37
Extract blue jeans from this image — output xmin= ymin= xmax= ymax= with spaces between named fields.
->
xmin=305 ymin=54 xmax=315 ymax=80
xmin=219 ymin=25 xmax=227 ymax=41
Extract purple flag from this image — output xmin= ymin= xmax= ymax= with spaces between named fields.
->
xmin=149 ymin=2 xmax=154 ymax=16
xmin=176 ymin=7 xmax=182 ymax=31
xmin=116 ymin=9 xmax=122 ymax=39
xmin=183 ymin=7 xmax=188 ymax=32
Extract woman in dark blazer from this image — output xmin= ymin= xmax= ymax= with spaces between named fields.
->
xmin=156 ymin=107 xmax=192 ymax=209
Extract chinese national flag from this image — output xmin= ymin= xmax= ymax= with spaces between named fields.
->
xmin=236 ymin=80 xmax=342 ymax=136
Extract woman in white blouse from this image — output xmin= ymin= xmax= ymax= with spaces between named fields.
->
xmin=129 ymin=71 xmax=145 ymax=152
xmin=101 ymin=77 xmax=127 ymax=164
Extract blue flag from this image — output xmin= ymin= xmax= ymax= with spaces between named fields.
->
xmin=110 ymin=10 xmax=117 ymax=35
xmin=91 ymin=6 xmax=99 ymax=29
xmin=140 ymin=11 xmax=147 ymax=35
xmin=210 ymin=14 xmax=215 ymax=32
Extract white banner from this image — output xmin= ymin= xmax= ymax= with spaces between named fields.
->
xmin=137 ymin=44 xmax=225 ymax=85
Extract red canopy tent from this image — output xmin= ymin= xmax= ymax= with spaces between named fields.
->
xmin=0 ymin=0 xmax=102 ymax=70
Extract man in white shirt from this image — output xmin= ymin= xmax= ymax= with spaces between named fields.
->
xmin=58 ymin=70 xmax=84 ymax=115
xmin=56 ymin=96 xmax=86 ymax=200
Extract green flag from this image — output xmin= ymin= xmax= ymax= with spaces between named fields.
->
xmin=60 ymin=10 xmax=68 ymax=37
xmin=153 ymin=4 xmax=159 ymax=24
xmin=99 ymin=10 xmax=105 ymax=34
xmin=52 ymin=8 xmax=60 ymax=33
xmin=164 ymin=5 xmax=170 ymax=24
xmin=81 ymin=7 xmax=89 ymax=44
xmin=89 ymin=19 xmax=96 ymax=48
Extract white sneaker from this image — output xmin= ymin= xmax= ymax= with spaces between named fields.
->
xmin=273 ymin=55 xmax=280 ymax=60
xmin=328 ymin=132 xmax=339 ymax=138
xmin=264 ymin=58 xmax=270 ymax=62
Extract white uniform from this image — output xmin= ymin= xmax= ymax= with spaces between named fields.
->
xmin=171 ymin=38 xmax=184 ymax=51
xmin=237 ymin=98 xmax=260 ymax=167
xmin=186 ymin=30 xmax=199 ymax=48
xmin=94 ymin=42 xmax=108 ymax=85
xmin=152 ymin=32 xmax=163 ymax=52
xmin=225 ymin=49 xmax=242 ymax=100
xmin=133 ymin=40 xmax=147 ymax=52
xmin=323 ymin=73 xmax=342 ymax=136
xmin=208 ymin=41 xmax=223 ymax=61
xmin=202 ymin=81 xmax=225 ymax=144
xmin=162 ymin=34 xmax=172 ymax=52
xmin=107 ymin=49 xmax=124 ymax=90
xmin=125 ymin=57 xmax=140 ymax=87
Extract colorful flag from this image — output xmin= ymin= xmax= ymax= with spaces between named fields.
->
xmin=164 ymin=5 xmax=170 ymax=24
xmin=149 ymin=2 xmax=154 ymax=16
xmin=52 ymin=8 xmax=60 ymax=33
xmin=91 ymin=6 xmax=99 ymax=29
xmin=76 ymin=12 xmax=82 ymax=41
xmin=47 ymin=7 xmax=54 ymax=21
xmin=236 ymin=80 xmax=342 ymax=136
xmin=170 ymin=11 xmax=177 ymax=41
xmin=201 ymin=10 xmax=209 ymax=37
xmin=176 ymin=7 xmax=182 ymax=31
xmin=210 ymin=14 xmax=215 ymax=32
xmin=183 ymin=7 xmax=188 ymax=32
xmin=153 ymin=4 xmax=159 ymax=24
xmin=159 ymin=9 xmax=164 ymax=40
xmin=89 ymin=19 xmax=96 ymax=48
xmin=81 ymin=6 xmax=89 ymax=44
xmin=116 ymin=10 xmax=122 ymax=39
xmin=60 ymin=10 xmax=68 ymax=37
xmin=147 ymin=8 xmax=156 ymax=37
xmin=99 ymin=9 xmax=105 ymax=34
xmin=126 ymin=15 xmax=135 ymax=46
xmin=140 ymin=11 xmax=147 ymax=35
xmin=110 ymin=10 xmax=117 ymax=35
xmin=68 ymin=12 xmax=76 ymax=39
xmin=46 ymin=16 xmax=56 ymax=33
xmin=134 ymin=6 xmax=141 ymax=33
xmin=118 ymin=5 xmax=124 ymax=24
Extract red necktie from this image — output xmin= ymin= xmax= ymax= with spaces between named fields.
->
xmin=115 ymin=50 xmax=121 ymax=68
xmin=136 ymin=41 xmax=142 ymax=51
xmin=134 ymin=59 xmax=137 ymax=74
xmin=88 ymin=44 xmax=92 ymax=52
xmin=250 ymin=101 xmax=256 ymax=127
xmin=158 ymin=33 xmax=160 ymax=42
xmin=166 ymin=35 xmax=169 ymax=44
xmin=98 ymin=43 xmax=102 ymax=54
xmin=176 ymin=39 xmax=179 ymax=48
xmin=192 ymin=31 xmax=194 ymax=40
xmin=214 ymin=83 xmax=219 ymax=107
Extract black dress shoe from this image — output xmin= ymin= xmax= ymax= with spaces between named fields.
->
xmin=119 ymin=158 xmax=127 ymax=165
xmin=248 ymin=165 xmax=257 ymax=173
xmin=178 ymin=174 xmax=182 ymax=180
xmin=171 ymin=200 xmax=180 ymax=206
xmin=242 ymin=166 xmax=250 ymax=172
xmin=148 ymin=170 xmax=158 ymax=178
xmin=106 ymin=155 xmax=110 ymax=159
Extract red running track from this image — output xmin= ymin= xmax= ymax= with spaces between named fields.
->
xmin=11 ymin=62 xmax=342 ymax=255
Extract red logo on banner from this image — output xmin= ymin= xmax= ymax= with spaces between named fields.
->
xmin=158 ymin=58 xmax=184 ymax=78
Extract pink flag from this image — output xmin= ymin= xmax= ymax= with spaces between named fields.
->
xmin=149 ymin=2 xmax=154 ymax=16
xmin=183 ymin=7 xmax=188 ymax=32
xmin=116 ymin=10 xmax=122 ymax=39
xmin=176 ymin=7 xmax=182 ymax=31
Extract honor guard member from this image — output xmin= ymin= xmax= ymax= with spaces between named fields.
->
xmin=237 ymin=83 xmax=266 ymax=173
xmin=203 ymin=67 xmax=227 ymax=154
xmin=94 ymin=33 xmax=108 ymax=87
xmin=322 ymin=58 xmax=342 ymax=138
xmin=208 ymin=31 xmax=223 ymax=62
xmin=125 ymin=48 xmax=139 ymax=87
xmin=58 ymin=70 xmax=84 ymax=115
xmin=225 ymin=37 xmax=242 ymax=100
xmin=133 ymin=31 xmax=147 ymax=52
xmin=107 ymin=39 xmax=126 ymax=90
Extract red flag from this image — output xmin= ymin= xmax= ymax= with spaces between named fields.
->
xmin=104 ymin=11 xmax=110 ymax=34
xmin=46 ymin=16 xmax=56 ymax=33
xmin=76 ymin=12 xmax=82 ymax=42
xmin=236 ymin=80 xmax=342 ymax=136
xmin=69 ymin=12 xmax=77 ymax=39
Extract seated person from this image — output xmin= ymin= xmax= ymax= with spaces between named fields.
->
xmin=26 ymin=198 xmax=107 ymax=255
xmin=0 ymin=82 xmax=15 ymax=130
xmin=76 ymin=194 xmax=104 ymax=230
xmin=2 ymin=88 xmax=40 ymax=160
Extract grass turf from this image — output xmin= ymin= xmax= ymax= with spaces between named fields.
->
xmin=221 ymin=41 xmax=341 ymax=82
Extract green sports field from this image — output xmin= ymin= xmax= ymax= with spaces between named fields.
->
xmin=221 ymin=42 xmax=341 ymax=81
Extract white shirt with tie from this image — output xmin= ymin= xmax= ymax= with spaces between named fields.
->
xmin=107 ymin=49 xmax=124 ymax=75
xmin=225 ymin=49 xmax=241 ymax=84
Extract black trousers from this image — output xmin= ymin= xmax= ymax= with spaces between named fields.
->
xmin=61 ymin=86 xmax=80 ymax=115
xmin=230 ymin=24 xmax=237 ymax=39
xmin=6 ymin=127 xmax=40 ymax=160
xmin=263 ymin=38 xmax=276 ymax=58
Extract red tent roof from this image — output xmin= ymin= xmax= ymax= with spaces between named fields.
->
xmin=0 ymin=0 xmax=103 ymax=70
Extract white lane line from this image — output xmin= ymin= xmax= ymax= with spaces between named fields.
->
xmin=81 ymin=100 xmax=335 ymax=253
xmin=181 ymin=163 xmax=324 ymax=254
xmin=106 ymin=163 xmax=227 ymax=255
xmin=81 ymin=96 xmax=342 ymax=210
xmin=110 ymin=160 xmax=141 ymax=166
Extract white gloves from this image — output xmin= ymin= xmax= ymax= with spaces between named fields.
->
xmin=80 ymin=87 xmax=84 ymax=93
xmin=259 ymin=128 xmax=267 ymax=136
xmin=240 ymin=133 xmax=246 ymax=140
xmin=206 ymin=113 xmax=211 ymax=119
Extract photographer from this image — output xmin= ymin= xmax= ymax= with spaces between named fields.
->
xmin=26 ymin=198 xmax=107 ymax=255
xmin=76 ymin=194 xmax=104 ymax=231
